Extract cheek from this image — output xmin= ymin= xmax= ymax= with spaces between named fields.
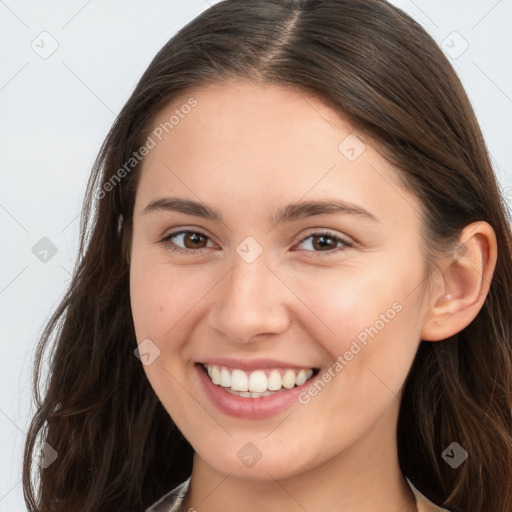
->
xmin=130 ymin=254 xmax=200 ymax=343
xmin=287 ymin=258 xmax=423 ymax=386
xmin=287 ymin=263 xmax=412 ymax=344
xmin=129 ymin=255 xmax=201 ymax=420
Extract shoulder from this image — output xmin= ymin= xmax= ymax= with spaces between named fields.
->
xmin=145 ymin=477 xmax=191 ymax=512
xmin=406 ymin=477 xmax=453 ymax=512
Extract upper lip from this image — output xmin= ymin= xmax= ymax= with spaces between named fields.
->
xmin=198 ymin=358 xmax=318 ymax=371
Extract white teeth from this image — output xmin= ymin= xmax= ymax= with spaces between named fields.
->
xmin=204 ymin=364 xmax=315 ymax=396
xmin=267 ymin=369 xmax=282 ymax=391
xmin=248 ymin=370 xmax=267 ymax=392
xmin=220 ymin=367 xmax=231 ymax=387
xmin=211 ymin=365 xmax=221 ymax=385
xmin=295 ymin=369 xmax=308 ymax=386
xmin=282 ymin=369 xmax=296 ymax=389
xmin=231 ymin=369 xmax=249 ymax=392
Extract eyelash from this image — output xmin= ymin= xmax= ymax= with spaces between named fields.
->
xmin=160 ymin=229 xmax=354 ymax=256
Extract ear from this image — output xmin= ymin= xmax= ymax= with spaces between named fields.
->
xmin=421 ymin=221 xmax=498 ymax=342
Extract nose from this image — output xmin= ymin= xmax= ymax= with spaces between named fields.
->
xmin=207 ymin=252 xmax=291 ymax=344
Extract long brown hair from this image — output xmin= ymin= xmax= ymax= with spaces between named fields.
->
xmin=23 ymin=1 xmax=512 ymax=510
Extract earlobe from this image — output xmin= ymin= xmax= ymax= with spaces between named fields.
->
xmin=420 ymin=221 xmax=497 ymax=342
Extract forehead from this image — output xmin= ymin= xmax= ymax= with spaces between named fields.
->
xmin=136 ymin=79 xmax=422 ymax=230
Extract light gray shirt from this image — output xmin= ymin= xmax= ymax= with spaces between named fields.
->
xmin=145 ymin=476 xmax=451 ymax=511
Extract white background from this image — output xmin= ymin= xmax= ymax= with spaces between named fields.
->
xmin=1 ymin=1 xmax=511 ymax=509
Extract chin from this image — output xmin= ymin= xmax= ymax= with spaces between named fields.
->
xmin=193 ymin=439 xmax=316 ymax=482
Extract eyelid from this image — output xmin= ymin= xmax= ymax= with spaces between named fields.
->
xmin=296 ymin=228 xmax=352 ymax=244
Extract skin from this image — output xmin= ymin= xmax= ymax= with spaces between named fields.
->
xmin=129 ymin=79 xmax=497 ymax=512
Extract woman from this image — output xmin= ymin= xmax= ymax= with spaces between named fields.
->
xmin=23 ymin=1 xmax=512 ymax=511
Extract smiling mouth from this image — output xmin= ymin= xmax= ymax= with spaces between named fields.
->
xmin=200 ymin=363 xmax=320 ymax=398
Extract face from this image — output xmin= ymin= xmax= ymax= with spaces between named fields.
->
xmin=130 ymin=79 xmax=431 ymax=481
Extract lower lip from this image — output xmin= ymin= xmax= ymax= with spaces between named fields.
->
xmin=196 ymin=364 xmax=315 ymax=419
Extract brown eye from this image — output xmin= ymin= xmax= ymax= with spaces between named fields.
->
xmin=296 ymin=231 xmax=353 ymax=255
xmin=182 ymin=232 xmax=208 ymax=249
xmin=161 ymin=230 xmax=214 ymax=254
xmin=311 ymin=234 xmax=338 ymax=251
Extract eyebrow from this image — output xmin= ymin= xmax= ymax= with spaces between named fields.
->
xmin=141 ymin=197 xmax=379 ymax=224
